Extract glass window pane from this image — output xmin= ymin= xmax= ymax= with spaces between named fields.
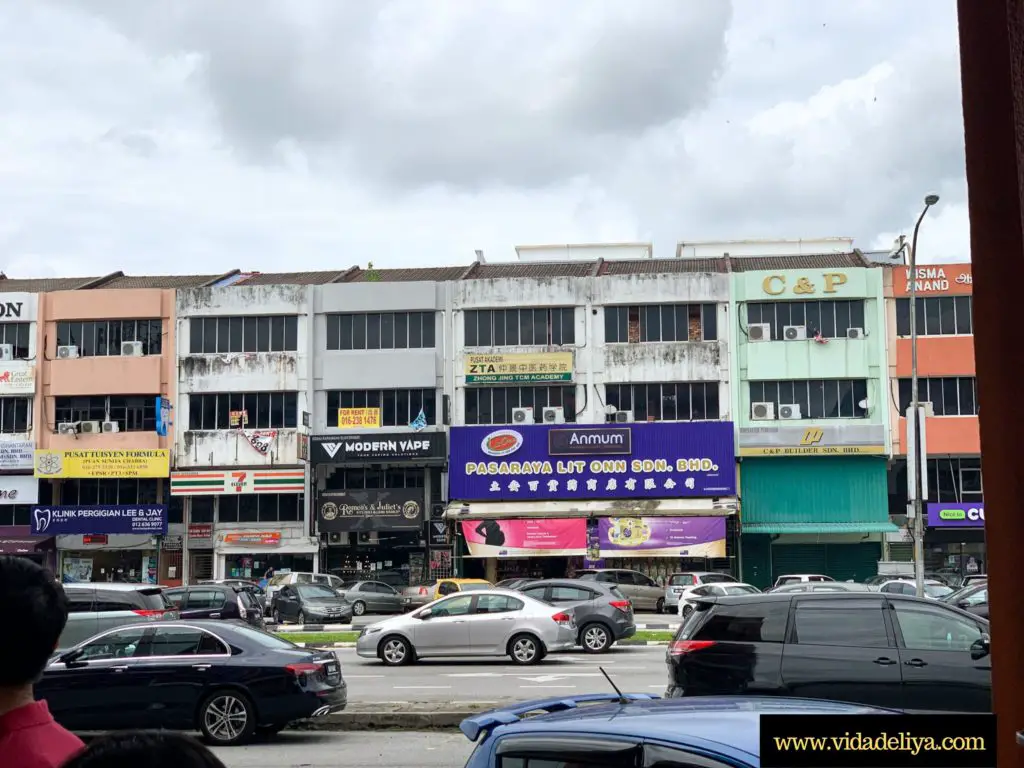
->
xmin=284 ymin=315 xmax=298 ymax=351
xmin=924 ymin=299 xmax=941 ymax=335
xmin=533 ymin=310 xmax=547 ymax=345
xmin=642 ymin=305 xmax=661 ymax=342
xmin=382 ymin=389 xmax=396 ymax=426
xmin=365 ymin=314 xmax=381 ymax=350
xmin=243 ymin=317 xmax=258 ymax=352
xmin=337 ymin=315 xmax=353 ymax=350
xmin=803 ymin=301 xmax=820 ymax=337
xmin=229 ymin=318 xmax=243 ymax=352
xmin=661 ymin=305 xmax=677 ymax=342
xmin=818 ymin=304 xmax=836 ymax=337
xmin=394 ymin=313 xmax=408 ymax=349
xmin=895 ymin=299 xmax=910 ymax=336
xmin=954 ymin=296 xmax=972 ymax=334
xmin=604 ymin=307 xmax=619 ymax=343
xmin=838 ymin=380 xmax=854 ymax=418
xmin=283 ymin=393 xmax=298 ymax=428
xmin=379 ymin=313 xmax=394 ymax=349
xmin=853 ymin=380 xmax=868 ymax=417
xmin=492 ymin=310 xmax=506 ymax=346
xmin=807 ymin=380 xmax=825 ymax=419
xmin=421 ymin=312 xmax=435 ymax=348
xmin=189 ymin=320 xmax=203 ymax=353
xmin=794 ymin=599 xmax=889 ymax=647
xmin=834 ymin=301 xmax=851 ymax=335
xmin=477 ymin=388 xmax=493 ymax=424
xmin=775 ymin=302 xmax=792 ymax=330
xmin=823 ymin=380 xmax=841 ymax=418
xmin=777 ymin=380 xmax=796 ymax=406
xmin=560 ymin=308 xmax=575 ymax=344
xmin=256 ymin=317 xmax=271 ymax=352
xmin=958 ymin=378 xmax=976 ymax=416
xmin=849 ymin=300 xmax=865 ymax=331
xmin=80 ymin=322 xmax=96 ymax=357
xmin=937 ymin=297 xmax=956 ymax=335
xmin=942 ymin=377 xmax=959 ymax=415
xmin=701 ymin=303 xmax=717 ymax=341
xmin=407 ymin=312 xmax=423 ymax=348
xmin=351 ymin=314 xmax=366 ymax=350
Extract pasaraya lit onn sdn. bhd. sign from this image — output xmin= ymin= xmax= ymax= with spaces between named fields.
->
xmin=448 ymin=422 xmax=736 ymax=502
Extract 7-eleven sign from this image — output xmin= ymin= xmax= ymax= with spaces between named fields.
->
xmin=229 ymin=472 xmax=251 ymax=493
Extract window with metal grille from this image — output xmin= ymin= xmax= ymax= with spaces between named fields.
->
xmin=464 ymin=308 xmax=575 ymax=346
xmin=746 ymin=300 xmax=866 ymax=340
xmin=55 ymin=395 xmax=157 ymax=432
xmin=56 ymin=319 xmax=163 ymax=356
xmin=189 ymin=315 xmax=299 ymax=353
xmin=897 ymin=377 xmax=978 ymax=416
xmin=188 ymin=392 xmax=299 ymax=430
xmin=749 ymin=379 xmax=869 ymax=419
xmin=895 ymin=297 xmax=973 ymax=336
xmin=0 ymin=323 xmax=32 ymax=359
xmin=326 ymin=311 xmax=435 ymax=350
xmin=0 ymin=397 xmax=31 ymax=432
xmin=604 ymin=303 xmax=717 ymax=343
xmin=604 ymin=382 xmax=720 ymax=421
xmin=326 ymin=389 xmax=436 ymax=427
xmin=218 ymin=494 xmax=304 ymax=523
xmin=463 ymin=385 xmax=576 ymax=425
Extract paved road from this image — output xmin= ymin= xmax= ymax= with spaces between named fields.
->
xmin=273 ymin=611 xmax=677 ymax=632
xmin=213 ymin=732 xmax=472 ymax=768
xmin=336 ymin=644 xmax=669 ymax=703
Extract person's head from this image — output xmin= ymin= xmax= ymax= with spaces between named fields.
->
xmin=61 ymin=731 xmax=226 ymax=767
xmin=0 ymin=556 xmax=68 ymax=688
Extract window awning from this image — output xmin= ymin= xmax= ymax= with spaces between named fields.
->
xmin=444 ymin=497 xmax=738 ymax=520
xmin=741 ymin=521 xmax=899 ymax=535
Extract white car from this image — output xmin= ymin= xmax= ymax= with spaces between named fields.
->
xmin=876 ymin=579 xmax=955 ymax=600
xmin=355 ymin=589 xmax=577 ymax=666
xmin=677 ymin=582 xmax=761 ymax=617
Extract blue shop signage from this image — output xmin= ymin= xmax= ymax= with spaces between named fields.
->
xmin=30 ymin=505 xmax=168 ymax=536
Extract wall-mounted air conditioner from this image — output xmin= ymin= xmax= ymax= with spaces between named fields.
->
xmin=357 ymin=531 xmax=379 ymax=545
xmin=57 ymin=345 xmax=79 ymax=359
xmin=847 ymin=327 xmax=865 ymax=340
xmin=779 ymin=404 xmax=802 ymax=420
xmin=751 ymin=402 xmax=775 ymax=420
xmin=121 ymin=341 xmax=144 ymax=356
xmin=102 ymin=421 xmax=120 ymax=433
xmin=0 ymin=344 xmax=12 ymax=361
xmin=57 ymin=422 xmax=79 ymax=435
xmin=748 ymin=323 xmax=771 ymax=342
xmin=614 ymin=410 xmax=634 ymax=423
xmin=783 ymin=325 xmax=807 ymax=341
xmin=79 ymin=420 xmax=103 ymax=434
xmin=512 ymin=407 xmax=535 ymax=424
xmin=327 ymin=532 xmax=345 ymax=545
xmin=542 ymin=407 xmax=565 ymax=424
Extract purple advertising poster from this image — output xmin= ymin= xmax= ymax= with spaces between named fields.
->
xmin=448 ymin=422 xmax=735 ymax=501
xmin=598 ymin=516 xmax=726 ymax=558
xmin=926 ymin=502 xmax=984 ymax=528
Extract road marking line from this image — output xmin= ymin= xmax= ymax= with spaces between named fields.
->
xmin=392 ymin=685 xmax=452 ymax=689
xmin=344 ymin=675 xmax=385 ymax=678
xmin=519 ymin=684 xmax=577 ymax=689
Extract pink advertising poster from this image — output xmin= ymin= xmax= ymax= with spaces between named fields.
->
xmin=461 ymin=518 xmax=586 ymax=557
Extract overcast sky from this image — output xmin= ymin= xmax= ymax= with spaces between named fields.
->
xmin=2 ymin=1 xmax=967 ymax=277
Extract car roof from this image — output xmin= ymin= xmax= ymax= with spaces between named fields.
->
xmin=447 ymin=578 xmax=491 ymax=584
xmin=696 ymin=591 xmax=987 ymax=610
xmin=463 ymin=696 xmax=894 ymax=759
xmin=63 ymin=582 xmax=159 ymax=592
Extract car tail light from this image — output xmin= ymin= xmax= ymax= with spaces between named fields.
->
xmin=551 ymin=612 xmax=572 ymax=625
xmin=132 ymin=609 xmax=166 ymax=617
xmin=237 ymin=597 xmax=248 ymax=618
xmin=609 ymin=600 xmax=631 ymax=613
xmin=285 ymin=662 xmax=320 ymax=677
xmin=668 ymin=640 xmax=716 ymax=656
xmin=419 ymin=587 xmax=428 ymax=596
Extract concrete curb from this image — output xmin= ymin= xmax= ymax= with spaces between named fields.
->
xmin=290 ymin=710 xmax=481 ymax=731
xmin=290 ymin=640 xmax=670 ymax=650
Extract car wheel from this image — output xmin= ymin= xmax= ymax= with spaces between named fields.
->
xmin=198 ymin=690 xmax=256 ymax=746
xmin=580 ymin=623 xmax=612 ymax=654
xmin=297 ymin=611 xmax=307 ymax=625
xmin=681 ymin=604 xmax=693 ymax=620
xmin=352 ymin=601 xmax=366 ymax=617
xmin=379 ymin=635 xmax=414 ymax=666
xmin=655 ymin=598 xmax=665 ymax=614
xmin=508 ymin=633 xmax=542 ymax=665
xmin=272 ymin=608 xmax=281 ymax=624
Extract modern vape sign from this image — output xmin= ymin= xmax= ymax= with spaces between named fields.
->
xmin=309 ymin=431 xmax=446 ymax=464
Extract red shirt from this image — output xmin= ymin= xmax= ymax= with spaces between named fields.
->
xmin=0 ymin=700 xmax=84 ymax=768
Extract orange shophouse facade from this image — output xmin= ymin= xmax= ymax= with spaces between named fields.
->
xmin=885 ymin=263 xmax=983 ymax=579
xmin=35 ymin=284 xmax=180 ymax=585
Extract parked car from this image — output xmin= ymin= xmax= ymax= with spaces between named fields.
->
xmin=576 ymin=568 xmax=664 ymax=612
xmin=961 ymin=574 xmax=988 ymax=587
xmin=59 ymin=583 xmax=179 ymax=650
xmin=666 ymin=591 xmax=991 ymax=712
xmin=336 ymin=580 xmax=404 ymax=616
xmin=770 ymin=582 xmax=874 ymax=594
xmin=459 ymin=695 xmax=894 ymax=768
xmin=37 ymin=620 xmax=346 ymax=746
xmin=518 ymin=579 xmax=636 ymax=653
xmin=664 ymin=572 xmax=738 ymax=612
xmin=942 ymin=582 xmax=989 ymax=620
xmin=876 ymin=579 xmax=955 ymax=600
xmin=271 ymin=583 xmax=353 ymax=625
xmin=399 ymin=578 xmax=492 ymax=611
xmin=676 ymin=583 xmax=760 ymax=618
xmin=768 ymin=574 xmax=834 ymax=590
xmin=198 ymin=579 xmax=267 ymax=609
xmin=495 ymin=578 xmax=534 ymax=590
xmin=265 ymin=571 xmax=346 ymax=604
xmin=357 ymin=589 xmax=576 ymax=665
xmin=164 ymin=584 xmax=264 ymax=629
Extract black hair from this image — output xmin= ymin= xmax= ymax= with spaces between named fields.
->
xmin=61 ymin=732 xmax=227 ymax=768
xmin=0 ymin=556 xmax=68 ymax=686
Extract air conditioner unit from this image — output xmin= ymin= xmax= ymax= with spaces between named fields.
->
xmin=748 ymin=323 xmax=771 ymax=342
xmin=327 ymin=532 xmax=344 ymax=545
xmin=751 ymin=402 xmax=775 ymax=421
xmin=102 ymin=421 xmax=120 ymax=433
xmin=57 ymin=422 xmax=79 ymax=435
xmin=512 ymin=407 xmax=535 ymax=424
xmin=847 ymin=327 xmax=865 ymax=340
xmin=783 ymin=325 xmax=807 ymax=341
xmin=0 ymin=344 xmax=12 ymax=361
xmin=542 ymin=406 xmax=565 ymax=424
xmin=57 ymin=345 xmax=79 ymax=359
xmin=614 ymin=410 xmax=634 ymax=423
xmin=357 ymin=531 xmax=379 ymax=545
xmin=121 ymin=341 xmax=144 ymax=356
xmin=79 ymin=420 xmax=103 ymax=434
xmin=779 ymin=403 xmax=802 ymax=420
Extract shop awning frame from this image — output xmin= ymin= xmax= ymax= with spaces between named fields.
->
xmin=444 ymin=498 xmax=738 ymax=520
xmin=741 ymin=521 xmax=900 ymax=535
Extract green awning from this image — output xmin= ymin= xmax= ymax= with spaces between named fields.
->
xmin=742 ymin=521 xmax=899 ymax=534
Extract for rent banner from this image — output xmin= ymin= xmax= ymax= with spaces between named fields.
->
xmin=461 ymin=518 xmax=586 ymax=558
xmin=449 ymin=422 xmax=735 ymax=501
xmin=598 ymin=516 xmax=726 ymax=558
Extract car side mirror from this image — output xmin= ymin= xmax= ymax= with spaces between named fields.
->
xmin=417 ymin=609 xmax=433 ymax=620
xmin=957 ymin=599 xmax=970 ymax=609
xmin=58 ymin=648 xmax=84 ymax=665
xmin=970 ymin=633 xmax=990 ymax=660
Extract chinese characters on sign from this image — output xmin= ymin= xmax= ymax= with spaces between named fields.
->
xmin=464 ymin=352 xmax=574 ymax=385
xmin=338 ymin=408 xmax=382 ymax=429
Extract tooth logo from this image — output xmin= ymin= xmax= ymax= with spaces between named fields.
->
xmin=33 ymin=508 xmax=52 ymax=534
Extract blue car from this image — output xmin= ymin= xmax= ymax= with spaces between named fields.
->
xmin=460 ymin=694 xmax=894 ymax=768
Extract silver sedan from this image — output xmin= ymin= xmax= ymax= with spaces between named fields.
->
xmin=355 ymin=589 xmax=577 ymax=666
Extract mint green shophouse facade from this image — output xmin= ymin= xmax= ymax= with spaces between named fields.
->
xmin=729 ymin=258 xmax=897 ymax=588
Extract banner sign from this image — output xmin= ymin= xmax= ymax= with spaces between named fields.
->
xmin=222 ymin=531 xmax=281 ymax=546
xmin=310 ymin=431 xmax=446 ymax=464
xmin=461 ymin=518 xmax=586 ymax=557
xmin=0 ymin=474 xmax=38 ymax=505
xmin=598 ymin=516 xmax=726 ymax=558
xmin=29 ymin=505 xmax=168 ymax=535
xmin=171 ymin=469 xmax=305 ymax=495
xmin=338 ymin=408 xmax=381 ymax=429
xmin=464 ymin=352 xmax=574 ymax=385
xmin=927 ymin=502 xmax=984 ymax=528
xmin=449 ymin=422 xmax=735 ymax=501
xmin=34 ymin=449 xmax=170 ymax=479
xmin=0 ymin=366 xmax=35 ymax=395
xmin=0 ymin=441 xmax=34 ymax=470
xmin=317 ymin=488 xmax=424 ymax=532
xmin=738 ymin=425 xmax=886 ymax=457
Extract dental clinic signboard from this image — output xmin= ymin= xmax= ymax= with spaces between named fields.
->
xmin=927 ymin=502 xmax=984 ymax=529
xmin=449 ymin=422 xmax=735 ymax=501
xmin=30 ymin=505 xmax=168 ymax=536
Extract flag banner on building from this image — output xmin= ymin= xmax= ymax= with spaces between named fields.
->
xmin=30 ymin=505 xmax=168 ymax=536
xmin=461 ymin=518 xmax=586 ymax=558
xmin=409 ymin=408 xmax=428 ymax=431
xmin=244 ymin=429 xmax=276 ymax=454
xmin=598 ymin=516 xmax=726 ymax=558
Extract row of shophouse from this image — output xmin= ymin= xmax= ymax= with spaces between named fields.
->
xmin=0 ymin=240 xmax=982 ymax=590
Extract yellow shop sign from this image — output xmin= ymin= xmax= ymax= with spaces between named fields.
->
xmin=34 ymin=449 xmax=171 ymax=479
xmin=465 ymin=352 xmax=574 ymax=385
xmin=762 ymin=272 xmax=848 ymax=296
xmin=338 ymin=408 xmax=381 ymax=429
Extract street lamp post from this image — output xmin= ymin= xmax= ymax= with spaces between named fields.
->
xmin=909 ymin=194 xmax=940 ymax=598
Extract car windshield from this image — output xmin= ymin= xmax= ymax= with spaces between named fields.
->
xmin=238 ymin=590 xmax=256 ymax=607
xmin=339 ymin=582 xmax=358 ymax=590
xmin=458 ymin=583 xmax=491 ymax=592
xmin=668 ymin=574 xmax=695 ymax=586
xmin=943 ymin=584 xmax=985 ymax=603
xmin=722 ymin=585 xmax=759 ymax=595
xmin=413 ymin=580 xmax=437 ymax=588
xmin=296 ymin=585 xmax=337 ymax=600
xmin=924 ymin=584 xmax=955 ymax=599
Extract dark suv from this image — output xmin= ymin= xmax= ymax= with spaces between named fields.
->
xmin=666 ymin=592 xmax=991 ymax=712
xmin=163 ymin=584 xmax=265 ymax=629
xmin=519 ymin=579 xmax=636 ymax=653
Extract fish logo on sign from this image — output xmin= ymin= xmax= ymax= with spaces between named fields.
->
xmin=800 ymin=428 xmax=824 ymax=446
xmin=321 ymin=442 xmax=342 ymax=459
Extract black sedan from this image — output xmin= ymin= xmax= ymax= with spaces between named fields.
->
xmin=272 ymin=583 xmax=353 ymax=625
xmin=35 ymin=620 xmax=347 ymax=746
